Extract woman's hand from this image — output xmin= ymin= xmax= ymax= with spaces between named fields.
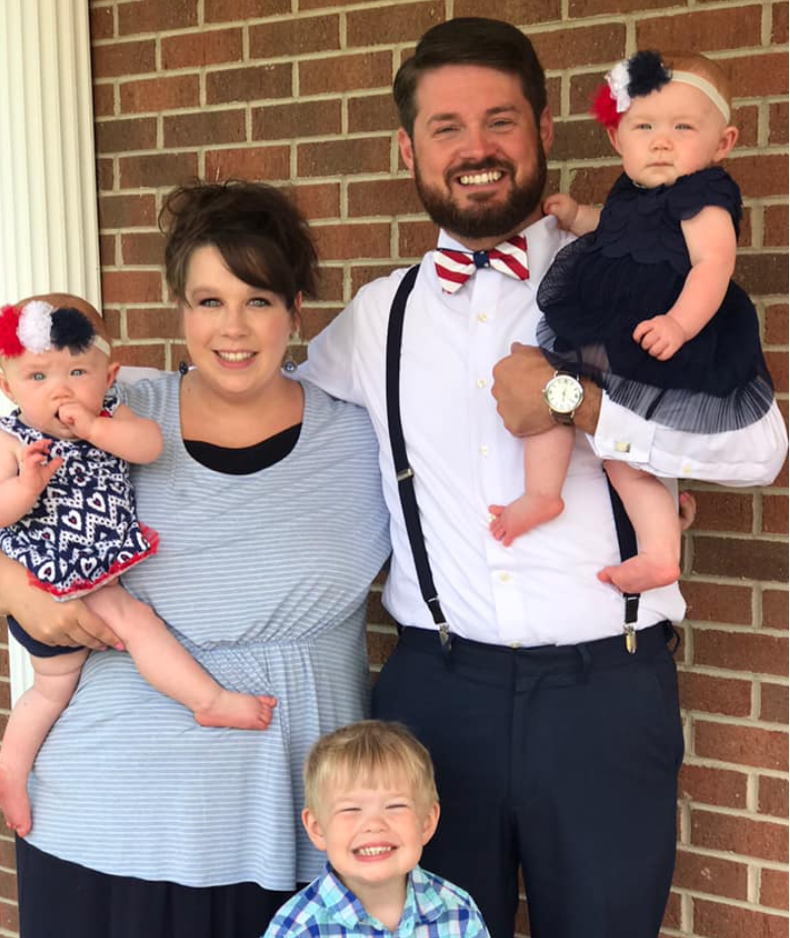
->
xmin=0 ymin=555 xmax=120 ymax=650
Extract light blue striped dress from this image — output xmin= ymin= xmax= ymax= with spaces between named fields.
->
xmin=25 ymin=374 xmax=391 ymax=890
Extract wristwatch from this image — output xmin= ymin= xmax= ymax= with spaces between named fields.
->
xmin=543 ymin=371 xmax=584 ymax=426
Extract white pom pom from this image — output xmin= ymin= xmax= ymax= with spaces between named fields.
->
xmin=18 ymin=301 xmax=55 ymax=354
xmin=607 ymin=61 xmax=632 ymax=114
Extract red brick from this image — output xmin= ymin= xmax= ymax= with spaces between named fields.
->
xmin=346 ymin=3 xmax=443 ymax=46
xmin=204 ymin=146 xmax=291 ymax=182
xmin=350 ymin=263 xmax=404 ymax=295
xmin=678 ymin=671 xmax=752 ymax=717
xmin=348 ymin=179 xmax=425 ymax=218
xmin=764 ymin=204 xmax=789 ymax=249
xmin=163 ymin=110 xmax=246 ymax=148
xmin=692 ymin=537 xmax=788 ymax=583
xmin=732 ymin=105 xmax=759 ymax=150
xmin=0 ymin=870 xmax=16 ymax=903
xmin=98 ymin=194 xmax=157 ymax=230
xmin=252 ymin=100 xmax=342 ymax=140
xmin=760 ymin=868 xmax=789 ymax=910
xmin=101 ymin=270 xmax=163 ymax=305
xmin=762 ymin=495 xmax=788 ymax=535
xmin=759 ymin=682 xmax=789 ymax=724
xmin=119 ymin=152 xmax=199 ymax=189
xmin=348 ymin=93 xmax=399 ymax=134
xmin=568 ymin=165 xmax=622 ymax=205
xmin=312 ymin=267 xmax=344 ymax=304
xmin=204 ymin=0 xmax=288 ymax=20
xmin=773 ymin=0 xmax=789 ymax=42
xmin=289 ymin=184 xmax=341 ymax=222
xmin=694 ymin=720 xmax=788 ymax=771
xmin=694 ymin=897 xmax=788 ymax=938
xmin=90 ymin=5 xmax=115 ymax=41
xmin=99 ymin=233 xmax=115 ymax=268
xmin=162 ymin=28 xmax=243 ymax=69
xmin=661 ymin=890 xmax=681 ymax=931
xmin=299 ymin=52 xmax=392 ymax=95
xmin=367 ymin=627 xmax=398 ymax=669
xmin=694 ymin=629 xmax=788 ymax=677
xmin=533 ymin=25 xmax=625 ymax=70
xmin=301 ymin=305 xmax=341 ymax=340
xmin=763 ymin=305 xmax=787 ymax=346
xmin=206 ymin=64 xmax=292 ymax=105
xmin=693 ymin=490 xmax=754 ymax=534
xmin=759 ymin=774 xmax=789 ymax=818
xmin=681 ymin=580 xmax=753 ymax=625
xmin=768 ymin=101 xmax=789 ymax=147
xmin=112 ymin=344 xmax=167 ymax=370
xmin=456 ymin=0 xmax=559 ymax=23
xmin=637 ymin=8 xmax=762 ymax=51
xmin=0 ymin=898 xmax=18 ymax=933
xmin=570 ymin=72 xmax=607 ymax=118
xmin=120 ymin=75 xmax=200 ymax=113
xmin=102 ymin=309 xmax=122 ymax=340
xmin=398 ymin=221 xmax=437 ymax=259
xmin=126 ymin=308 xmax=182 ymax=340
xmin=692 ymin=809 xmax=788 ymax=861
xmin=98 ymin=158 xmax=115 ymax=191
xmin=724 ymin=54 xmax=789 ymax=98
xmin=297 ymin=138 xmax=390 ymax=178
xmin=762 ymin=589 xmax=788 ymax=630
xmin=729 ymin=155 xmax=789 ymax=200
xmin=91 ymin=40 xmax=156 ymax=79
xmin=93 ymin=83 xmax=115 ymax=118
xmin=674 ymin=849 xmax=748 ymax=899
xmin=249 ymin=16 xmax=340 ymax=58
xmin=552 ymin=119 xmax=610 ymax=162
xmin=118 ymin=0 xmax=197 ymax=35
xmin=678 ymin=762 xmax=748 ymax=808
xmin=765 ymin=349 xmax=788 ymax=394
xmin=121 ymin=233 xmax=165 ymax=267
xmin=313 ymin=223 xmax=391 ymax=261
xmin=95 ymin=117 xmax=157 ymax=153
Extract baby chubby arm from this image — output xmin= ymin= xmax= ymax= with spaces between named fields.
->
xmin=633 ymin=205 xmax=736 ymax=360
xmin=58 ymin=402 xmax=163 ymax=464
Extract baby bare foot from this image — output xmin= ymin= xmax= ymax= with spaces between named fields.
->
xmin=195 ymin=692 xmax=277 ymax=731
xmin=597 ymin=553 xmax=680 ymax=594
xmin=489 ymin=495 xmax=564 ymax=546
xmin=0 ymin=763 xmax=33 ymax=837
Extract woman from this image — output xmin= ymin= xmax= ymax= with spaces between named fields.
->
xmin=0 ymin=181 xmax=391 ymax=937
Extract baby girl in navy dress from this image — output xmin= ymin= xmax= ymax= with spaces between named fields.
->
xmin=0 ymin=295 xmax=276 ymax=837
xmin=490 ymin=51 xmax=773 ymax=594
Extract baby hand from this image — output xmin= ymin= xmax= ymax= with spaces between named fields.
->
xmin=57 ymin=401 xmax=97 ymax=439
xmin=633 ymin=315 xmax=687 ymax=360
xmin=543 ymin=193 xmax=579 ymax=231
xmin=18 ymin=439 xmax=63 ymax=495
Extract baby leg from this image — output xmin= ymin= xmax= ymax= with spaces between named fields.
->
xmin=597 ymin=461 xmax=681 ymax=593
xmin=489 ymin=425 xmax=574 ymax=546
xmin=84 ymin=584 xmax=277 ymax=731
xmin=0 ymin=649 xmax=87 ymax=836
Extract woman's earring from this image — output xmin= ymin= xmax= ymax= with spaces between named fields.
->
xmin=178 ymin=360 xmax=189 ymax=376
xmin=283 ymin=333 xmax=299 ymax=374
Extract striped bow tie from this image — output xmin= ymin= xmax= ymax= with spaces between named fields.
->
xmin=434 ymin=235 xmax=529 ymax=294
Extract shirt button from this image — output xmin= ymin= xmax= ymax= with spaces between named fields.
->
xmin=476 ymin=378 xmax=487 ymax=389
xmin=681 ymin=464 xmax=692 ymax=475
xmin=509 ymin=642 xmax=520 ymax=649
xmin=615 ymin=440 xmax=631 ymax=453
xmin=479 ymin=445 xmax=489 ymax=457
xmin=477 ymin=313 xmax=488 ymax=323
xmin=498 ymin=571 xmax=511 ymax=583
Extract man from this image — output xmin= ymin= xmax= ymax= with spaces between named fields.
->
xmin=302 ymin=18 xmax=787 ymax=938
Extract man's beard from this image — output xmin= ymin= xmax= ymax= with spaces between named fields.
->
xmin=413 ymin=149 xmax=547 ymax=242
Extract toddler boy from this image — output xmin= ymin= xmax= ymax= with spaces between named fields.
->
xmin=263 ymin=720 xmax=490 ymax=937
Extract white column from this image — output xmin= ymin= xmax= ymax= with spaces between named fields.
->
xmin=0 ymin=0 xmax=100 ymax=702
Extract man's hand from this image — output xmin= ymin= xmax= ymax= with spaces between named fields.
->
xmin=492 ymin=344 xmax=602 ymax=437
xmin=633 ymin=314 xmax=687 ymax=361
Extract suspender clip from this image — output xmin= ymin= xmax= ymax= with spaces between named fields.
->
xmin=396 ymin=466 xmax=414 ymax=482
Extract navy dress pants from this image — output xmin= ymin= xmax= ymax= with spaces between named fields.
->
xmin=372 ymin=622 xmax=683 ymax=938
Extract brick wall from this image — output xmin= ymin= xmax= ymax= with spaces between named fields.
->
xmin=0 ymin=1 xmax=786 ymax=935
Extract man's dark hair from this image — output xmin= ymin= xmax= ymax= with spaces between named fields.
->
xmin=394 ymin=18 xmax=547 ymax=138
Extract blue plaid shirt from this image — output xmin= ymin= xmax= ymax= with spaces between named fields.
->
xmin=262 ymin=863 xmax=490 ymax=938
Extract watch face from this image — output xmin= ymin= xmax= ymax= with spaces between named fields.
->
xmin=545 ymin=374 xmax=583 ymax=414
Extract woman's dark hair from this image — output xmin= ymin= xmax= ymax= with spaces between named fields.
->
xmin=394 ymin=18 xmax=547 ymax=138
xmin=159 ymin=180 xmax=319 ymax=308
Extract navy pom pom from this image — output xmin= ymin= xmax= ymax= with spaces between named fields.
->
xmin=50 ymin=307 xmax=96 ymax=353
xmin=627 ymin=50 xmax=671 ymax=99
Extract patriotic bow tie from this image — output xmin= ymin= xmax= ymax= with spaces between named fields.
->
xmin=434 ymin=235 xmax=529 ymax=294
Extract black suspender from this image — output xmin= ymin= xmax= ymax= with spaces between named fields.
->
xmin=385 ymin=264 xmax=641 ymax=652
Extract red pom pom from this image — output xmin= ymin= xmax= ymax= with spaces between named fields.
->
xmin=590 ymin=83 xmax=621 ymax=130
xmin=0 ymin=305 xmax=24 ymax=358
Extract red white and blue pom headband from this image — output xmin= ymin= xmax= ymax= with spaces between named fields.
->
xmin=0 ymin=301 xmax=111 ymax=359
xmin=591 ymin=50 xmax=731 ymax=129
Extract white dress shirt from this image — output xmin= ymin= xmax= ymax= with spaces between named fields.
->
xmin=302 ymin=215 xmax=787 ymax=647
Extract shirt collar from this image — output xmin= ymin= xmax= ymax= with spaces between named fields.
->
xmin=316 ymin=863 xmax=445 ymax=931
